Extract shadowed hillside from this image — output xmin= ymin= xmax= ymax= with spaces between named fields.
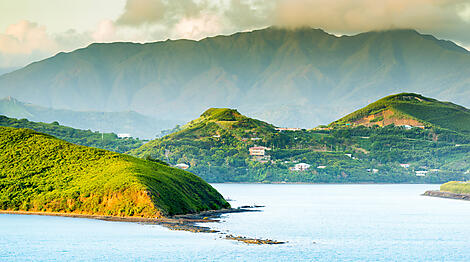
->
xmin=1 ymin=27 xmax=469 ymax=128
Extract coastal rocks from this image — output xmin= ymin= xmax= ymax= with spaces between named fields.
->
xmin=225 ymin=235 xmax=286 ymax=245
xmin=423 ymin=190 xmax=470 ymax=201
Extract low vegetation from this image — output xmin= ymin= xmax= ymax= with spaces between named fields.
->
xmin=0 ymin=115 xmax=143 ymax=153
xmin=0 ymin=127 xmax=229 ymax=217
xmin=440 ymin=181 xmax=470 ymax=194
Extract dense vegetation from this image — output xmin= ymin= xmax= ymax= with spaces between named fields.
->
xmin=131 ymin=97 xmax=470 ymax=184
xmin=1 ymin=28 xmax=470 ymax=129
xmin=0 ymin=127 xmax=229 ymax=217
xmin=0 ymin=115 xmax=143 ymax=153
xmin=440 ymin=181 xmax=470 ymax=194
xmin=331 ymin=93 xmax=470 ymax=136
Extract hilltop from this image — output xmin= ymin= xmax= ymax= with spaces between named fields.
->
xmin=169 ymin=108 xmax=276 ymax=140
xmin=0 ymin=115 xmax=143 ymax=153
xmin=131 ymin=95 xmax=470 ymax=183
xmin=0 ymin=97 xmax=178 ymax=139
xmin=0 ymin=127 xmax=229 ymax=217
xmin=1 ymin=28 xmax=469 ymax=128
xmin=330 ymin=93 xmax=470 ymax=135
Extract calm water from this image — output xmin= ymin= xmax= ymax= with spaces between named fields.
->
xmin=1 ymin=184 xmax=470 ymax=261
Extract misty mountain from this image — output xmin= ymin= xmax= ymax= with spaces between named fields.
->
xmin=0 ymin=27 xmax=469 ymax=128
xmin=0 ymin=96 xmax=179 ymax=139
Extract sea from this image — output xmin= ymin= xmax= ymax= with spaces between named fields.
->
xmin=1 ymin=184 xmax=470 ymax=261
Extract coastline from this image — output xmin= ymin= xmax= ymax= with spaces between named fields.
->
xmin=0 ymin=207 xmax=284 ymax=244
xmin=423 ymin=190 xmax=470 ymax=201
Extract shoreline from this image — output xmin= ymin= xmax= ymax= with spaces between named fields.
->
xmin=423 ymin=190 xmax=470 ymax=201
xmin=0 ymin=206 xmax=285 ymax=245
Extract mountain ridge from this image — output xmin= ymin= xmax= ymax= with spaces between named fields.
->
xmin=1 ymin=27 xmax=470 ymax=128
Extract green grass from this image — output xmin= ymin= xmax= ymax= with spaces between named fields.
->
xmin=0 ymin=127 xmax=229 ymax=217
xmin=440 ymin=181 xmax=470 ymax=194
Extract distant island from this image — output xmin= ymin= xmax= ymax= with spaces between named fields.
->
xmin=0 ymin=126 xmax=229 ymax=218
xmin=131 ymin=93 xmax=470 ymax=184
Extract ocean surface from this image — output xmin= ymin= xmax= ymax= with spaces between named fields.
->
xmin=1 ymin=184 xmax=470 ymax=261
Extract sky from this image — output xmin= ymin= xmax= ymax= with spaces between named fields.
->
xmin=1 ymin=0 xmax=470 ymax=69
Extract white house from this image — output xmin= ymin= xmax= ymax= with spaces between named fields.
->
xmin=117 ymin=133 xmax=132 ymax=139
xmin=399 ymin=163 xmax=410 ymax=169
xmin=175 ymin=163 xmax=189 ymax=169
xmin=249 ymin=146 xmax=271 ymax=156
xmin=290 ymin=163 xmax=311 ymax=171
xmin=317 ymin=165 xmax=327 ymax=169
xmin=415 ymin=170 xmax=428 ymax=177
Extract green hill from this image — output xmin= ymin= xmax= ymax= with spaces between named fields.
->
xmin=169 ymin=108 xmax=276 ymax=140
xmin=131 ymin=96 xmax=470 ymax=183
xmin=0 ymin=127 xmax=229 ymax=217
xmin=0 ymin=115 xmax=143 ymax=153
xmin=330 ymin=93 xmax=470 ymax=135
xmin=1 ymin=28 xmax=469 ymax=128
xmin=0 ymin=96 xmax=179 ymax=139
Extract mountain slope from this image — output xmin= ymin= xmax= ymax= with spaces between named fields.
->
xmin=130 ymin=96 xmax=470 ymax=183
xmin=0 ymin=115 xmax=143 ymax=153
xmin=330 ymin=93 xmax=470 ymax=135
xmin=0 ymin=96 xmax=178 ymax=139
xmin=1 ymin=28 xmax=469 ymax=128
xmin=0 ymin=126 xmax=229 ymax=217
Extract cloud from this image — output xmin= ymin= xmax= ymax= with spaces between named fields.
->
xmin=0 ymin=20 xmax=57 ymax=55
xmin=92 ymin=19 xmax=117 ymax=42
xmin=2 ymin=0 xmax=470 ymax=68
xmin=116 ymin=0 xmax=166 ymax=26
xmin=172 ymin=12 xmax=224 ymax=40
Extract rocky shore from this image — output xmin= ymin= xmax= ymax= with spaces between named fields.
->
xmin=0 ymin=205 xmax=286 ymax=245
xmin=423 ymin=190 xmax=470 ymax=201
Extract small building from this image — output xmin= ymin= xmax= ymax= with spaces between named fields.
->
xmin=290 ymin=163 xmax=311 ymax=171
xmin=276 ymin=127 xmax=301 ymax=132
xmin=415 ymin=170 xmax=428 ymax=177
xmin=249 ymin=146 xmax=271 ymax=156
xmin=117 ymin=133 xmax=132 ymax=139
xmin=345 ymin=154 xmax=352 ymax=158
xmin=175 ymin=163 xmax=189 ymax=169
xmin=317 ymin=165 xmax=327 ymax=169
xmin=399 ymin=163 xmax=410 ymax=169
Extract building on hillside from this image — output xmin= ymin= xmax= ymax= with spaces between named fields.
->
xmin=276 ymin=127 xmax=301 ymax=132
xmin=290 ymin=163 xmax=311 ymax=171
xmin=317 ymin=165 xmax=327 ymax=169
xmin=399 ymin=163 xmax=410 ymax=169
xmin=117 ymin=133 xmax=132 ymax=139
xmin=249 ymin=146 xmax=271 ymax=156
xmin=175 ymin=163 xmax=189 ymax=169
xmin=415 ymin=170 xmax=428 ymax=177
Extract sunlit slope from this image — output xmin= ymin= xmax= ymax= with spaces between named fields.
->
xmin=0 ymin=127 xmax=229 ymax=217
xmin=331 ymin=93 xmax=470 ymax=135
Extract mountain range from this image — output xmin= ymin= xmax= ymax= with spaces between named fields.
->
xmin=1 ymin=27 xmax=469 ymax=128
xmin=0 ymin=96 xmax=178 ymax=139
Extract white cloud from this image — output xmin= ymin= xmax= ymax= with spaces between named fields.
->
xmin=2 ymin=0 xmax=470 ymax=68
xmin=92 ymin=19 xmax=117 ymax=42
xmin=172 ymin=13 xmax=224 ymax=40
xmin=0 ymin=20 xmax=57 ymax=55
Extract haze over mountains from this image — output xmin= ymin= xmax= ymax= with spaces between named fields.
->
xmin=1 ymin=27 xmax=469 ymax=128
xmin=0 ymin=96 xmax=178 ymax=138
